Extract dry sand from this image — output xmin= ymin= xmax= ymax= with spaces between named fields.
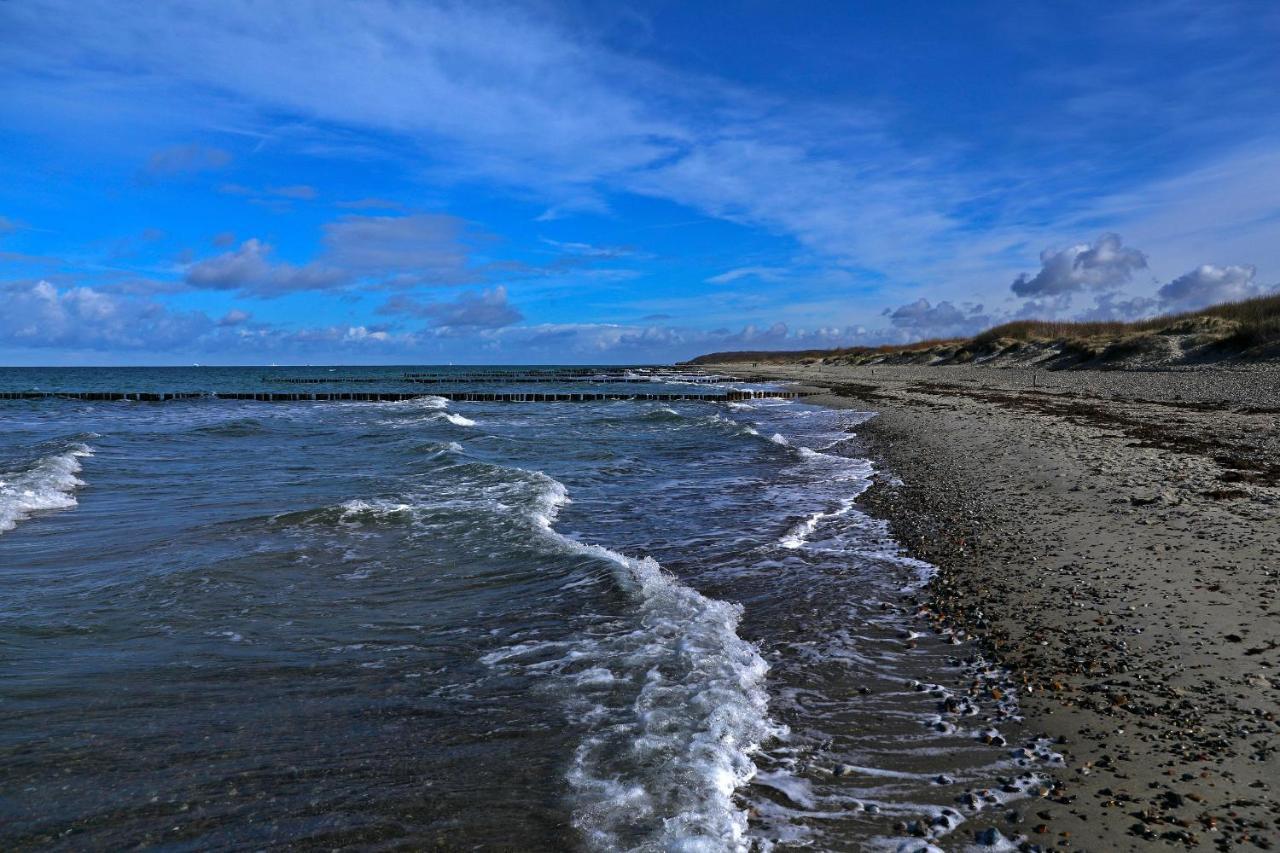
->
xmin=719 ymin=363 xmax=1279 ymax=851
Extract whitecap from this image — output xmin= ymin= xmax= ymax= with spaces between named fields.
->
xmin=336 ymin=499 xmax=413 ymax=522
xmin=0 ymin=442 xmax=94 ymax=535
xmin=511 ymin=472 xmax=783 ymax=851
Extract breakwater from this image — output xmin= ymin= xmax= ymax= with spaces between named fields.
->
xmin=265 ymin=372 xmax=733 ymax=384
xmin=0 ymin=390 xmax=812 ymax=403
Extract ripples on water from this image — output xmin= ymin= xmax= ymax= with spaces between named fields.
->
xmin=0 ymin=370 xmax=1058 ymax=851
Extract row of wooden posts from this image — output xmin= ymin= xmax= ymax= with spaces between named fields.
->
xmin=0 ymin=390 xmax=814 ymax=403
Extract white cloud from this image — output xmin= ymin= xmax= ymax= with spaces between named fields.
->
xmin=184 ymin=214 xmax=478 ymax=296
xmin=1 ymin=0 xmax=1276 ymax=349
xmin=1075 ymin=292 xmax=1161 ymax=322
xmin=0 ymin=1 xmax=967 ymax=279
xmin=379 ymin=286 xmax=523 ymax=329
xmin=217 ymin=308 xmax=251 ymax=326
xmin=1157 ymin=263 xmax=1263 ymax=310
xmin=1010 ymin=233 xmax=1148 ymax=298
xmin=0 ymin=280 xmax=212 ymax=349
xmin=705 ymin=266 xmax=787 ymax=285
xmin=885 ymin=298 xmax=990 ymax=336
xmin=185 ymin=238 xmax=347 ymax=296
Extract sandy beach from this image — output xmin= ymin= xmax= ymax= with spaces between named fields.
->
xmin=711 ymin=363 xmax=1279 ymax=850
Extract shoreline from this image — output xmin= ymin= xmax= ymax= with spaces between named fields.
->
xmin=730 ymin=364 xmax=1279 ymax=850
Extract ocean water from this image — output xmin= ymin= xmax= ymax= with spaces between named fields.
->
xmin=0 ymin=367 xmax=1058 ymax=851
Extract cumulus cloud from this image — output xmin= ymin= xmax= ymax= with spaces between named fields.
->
xmin=0 ymin=280 xmax=213 ymax=350
xmin=185 ymin=238 xmax=347 ymax=296
xmin=1076 ymin=292 xmax=1160 ymax=321
xmin=1011 ymin=233 xmax=1148 ymax=298
xmin=884 ymin=298 xmax=990 ymax=336
xmin=184 ymin=214 xmax=478 ymax=297
xmin=379 ymin=286 xmax=523 ymax=329
xmin=1157 ymin=264 xmax=1263 ymax=310
xmin=143 ymin=144 xmax=231 ymax=177
xmin=218 ymin=308 xmax=251 ymax=326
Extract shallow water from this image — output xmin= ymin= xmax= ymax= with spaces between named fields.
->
xmin=0 ymin=367 xmax=1055 ymax=850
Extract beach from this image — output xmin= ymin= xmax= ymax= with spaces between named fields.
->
xmin=708 ymin=362 xmax=1280 ymax=850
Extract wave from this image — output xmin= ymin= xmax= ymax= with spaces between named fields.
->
xmin=778 ymin=498 xmax=857 ymax=549
xmin=0 ymin=441 xmax=94 ymax=535
xmin=502 ymin=472 xmax=782 ymax=850
xmin=382 ymin=411 xmax=476 ymax=428
xmin=269 ymin=496 xmax=419 ymax=529
xmin=374 ymin=395 xmax=449 ymax=410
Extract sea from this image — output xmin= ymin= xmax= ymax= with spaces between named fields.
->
xmin=0 ymin=366 xmax=1060 ymax=851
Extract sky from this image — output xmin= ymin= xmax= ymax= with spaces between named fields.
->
xmin=1 ymin=0 xmax=1278 ymax=365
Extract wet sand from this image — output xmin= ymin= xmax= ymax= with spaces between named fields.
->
xmin=720 ymin=363 xmax=1280 ymax=851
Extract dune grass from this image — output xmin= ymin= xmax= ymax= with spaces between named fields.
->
xmin=974 ymin=293 xmax=1280 ymax=346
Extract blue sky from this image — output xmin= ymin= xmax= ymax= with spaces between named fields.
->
xmin=1 ymin=0 xmax=1278 ymax=364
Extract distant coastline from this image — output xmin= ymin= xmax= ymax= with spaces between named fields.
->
xmin=684 ymin=293 xmax=1280 ymax=371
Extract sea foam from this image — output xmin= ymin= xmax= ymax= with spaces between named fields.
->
xmin=0 ymin=442 xmax=94 ymax=535
xmin=525 ymin=473 xmax=782 ymax=851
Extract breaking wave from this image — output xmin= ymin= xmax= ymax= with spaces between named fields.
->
xmin=495 ymin=472 xmax=782 ymax=851
xmin=0 ymin=441 xmax=94 ymax=535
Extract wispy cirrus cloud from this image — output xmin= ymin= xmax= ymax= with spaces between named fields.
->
xmin=142 ymin=143 xmax=231 ymax=178
xmin=705 ymin=266 xmax=788 ymax=285
xmin=1 ymin=1 xmax=1278 ymax=363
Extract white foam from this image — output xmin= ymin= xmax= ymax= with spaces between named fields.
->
xmin=521 ymin=473 xmax=782 ymax=851
xmin=440 ymin=412 xmax=476 ymax=427
xmin=782 ymin=494 xmax=863 ymax=545
xmin=336 ymin=499 xmax=412 ymax=522
xmin=381 ymin=395 xmax=449 ymax=410
xmin=0 ymin=442 xmax=93 ymax=535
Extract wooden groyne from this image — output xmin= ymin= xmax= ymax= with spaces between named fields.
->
xmin=265 ymin=375 xmax=654 ymax=384
xmin=401 ymin=368 xmax=650 ymax=378
xmin=266 ymin=372 xmax=735 ymax=385
xmin=0 ymin=390 xmax=813 ymax=403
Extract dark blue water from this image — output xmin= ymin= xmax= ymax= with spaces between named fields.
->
xmin=0 ymin=367 xmax=1055 ymax=851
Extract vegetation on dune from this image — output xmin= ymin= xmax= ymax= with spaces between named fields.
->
xmin=686 ymin=293 xmax=1280 ymax=366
